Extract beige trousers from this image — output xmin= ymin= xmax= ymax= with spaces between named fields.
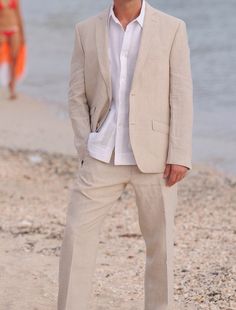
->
xmin=57 ymin=150 xmax=178 ymax=310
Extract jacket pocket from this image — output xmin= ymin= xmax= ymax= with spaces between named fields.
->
xmin=152 ymin=120 xmax=169 ymax=135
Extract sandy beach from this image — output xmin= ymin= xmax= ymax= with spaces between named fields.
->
xmin=0 ymin=90 xmax=75 ymax=155
xmin=0 ymin=92 xmax=235 ymax=310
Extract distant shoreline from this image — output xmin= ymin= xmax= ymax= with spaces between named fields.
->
xmin=0 ymin=89 xmax=75 ymax=155
xmin=1 ymin=89 xmax=235 ymax=179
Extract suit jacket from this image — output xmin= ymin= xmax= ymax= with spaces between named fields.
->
xmin=68 ymin=1 xmax=193 ymax=173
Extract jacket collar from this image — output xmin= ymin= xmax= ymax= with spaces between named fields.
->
xmin=96 ymin=2 xmax=160 ymax=101
xmin=108 ymin=0 xmax=146 ymax=28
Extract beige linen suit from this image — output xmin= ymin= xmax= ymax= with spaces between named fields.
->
xmin=57 ymin=2 xmax=193 ymax=310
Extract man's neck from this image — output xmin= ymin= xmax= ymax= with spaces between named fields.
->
xmin=113 ymin=0 xmax=142 ymax=29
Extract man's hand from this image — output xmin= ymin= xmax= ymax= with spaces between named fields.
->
xmin=163 ymin=164 xmax=188 ymax=186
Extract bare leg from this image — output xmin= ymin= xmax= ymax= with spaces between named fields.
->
xmin=0 ymin=33 xmax=6 ymax=70
xmin=0 ymin=34 xmax=7 ymax=96
xmin=7 ymin=32 xmax=20 ymax=100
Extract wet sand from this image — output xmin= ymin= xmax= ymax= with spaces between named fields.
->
xmin=0 ymin=90 xmax=75 ymax=155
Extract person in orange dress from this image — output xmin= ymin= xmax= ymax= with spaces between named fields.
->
xmin=0 ymin=0 xmax=26 ymax=99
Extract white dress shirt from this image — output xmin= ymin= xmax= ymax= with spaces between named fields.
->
xmin=87 ymin=0 xmax=146 ymax=165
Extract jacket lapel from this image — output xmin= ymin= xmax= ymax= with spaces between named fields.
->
xmin=95 ymin=2 xmax=160 ymax=100
xmin=131 ymin=2 xmax=160 ymax=89
xmin=96 ymin=8 xmax=112 ymax=102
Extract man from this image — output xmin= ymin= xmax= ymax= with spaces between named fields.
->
xmin=57 ymin=0 xmax=193 ymax=309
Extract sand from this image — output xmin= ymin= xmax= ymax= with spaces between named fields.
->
xmin=0 ymin=90 xmax=75 ymax=155
xmin=0 ymin=91 xmax=235 ymax=310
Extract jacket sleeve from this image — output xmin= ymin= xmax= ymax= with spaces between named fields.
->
xmin=68 ymin=24 xmax=91 ymax=163
xmin=166 ymin=20 xmax=193 ymax=170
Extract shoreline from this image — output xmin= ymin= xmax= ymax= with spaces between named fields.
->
xmin=0 ymin=89 xmax=75 ymax=155
xmin=1 ymin=89 xmax=235 ymax=179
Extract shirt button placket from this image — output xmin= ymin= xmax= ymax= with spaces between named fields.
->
xmin=116 ymin=27 xmax=127 ymax=161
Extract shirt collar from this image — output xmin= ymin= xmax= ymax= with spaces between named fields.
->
xmin=108 ymin=0 xmax=146 ymax=28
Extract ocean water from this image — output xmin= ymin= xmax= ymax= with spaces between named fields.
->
xmin=19 ymin=0 xmax=236 ymax=175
